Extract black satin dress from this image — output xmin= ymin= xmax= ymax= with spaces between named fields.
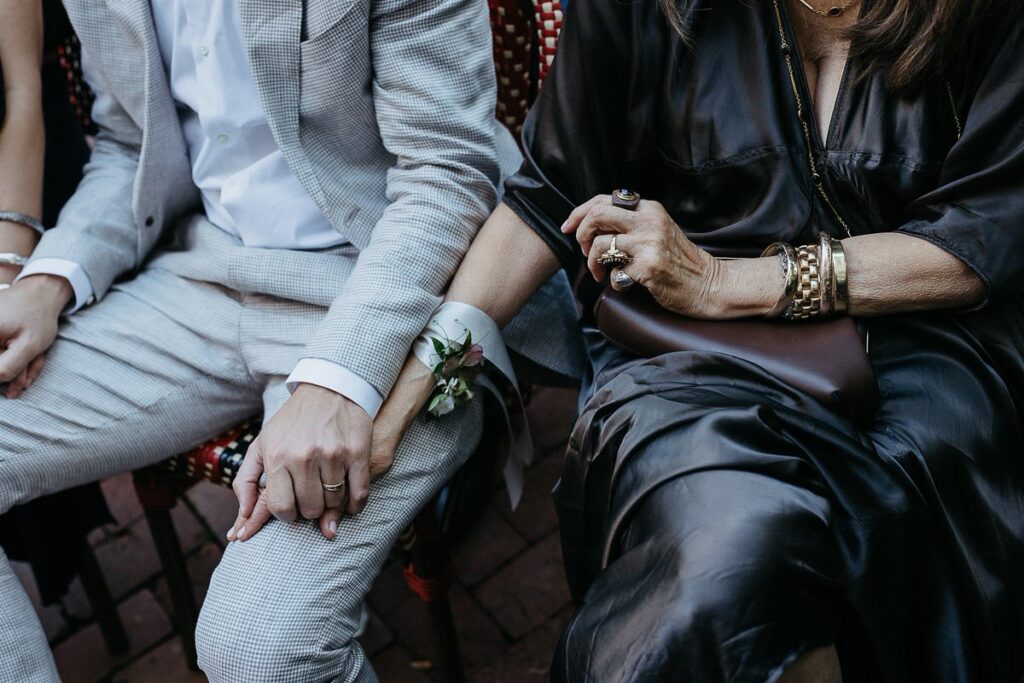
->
xmin=503 ymin=1 xmax=1024 ymax=681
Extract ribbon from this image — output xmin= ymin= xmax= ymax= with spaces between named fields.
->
xmin=413 ymin=302 xmax=533 ymax=507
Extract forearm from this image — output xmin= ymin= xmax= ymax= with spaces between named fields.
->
xmin=446 ymin=203 xmax=561 ymax=324
xmin=0 ymin=95 xmax=45 ymax=282
xmin=373 ymin=203 xmax=560 ymax=438
xmin=713 ymin=232 xmax=986 ymax=318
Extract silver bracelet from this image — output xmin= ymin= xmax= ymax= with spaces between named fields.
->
xmin=0 ymin=253 xmax=28 ymax=267
xmin=0 ymin=211 xmax=45 ymax=236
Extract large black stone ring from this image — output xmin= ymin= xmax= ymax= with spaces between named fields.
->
xmin=612 ymin=188 xmax=641 ymax=211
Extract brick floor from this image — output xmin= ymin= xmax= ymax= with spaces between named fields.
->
xmin=11 ymin=387 xmax=579 ymax=682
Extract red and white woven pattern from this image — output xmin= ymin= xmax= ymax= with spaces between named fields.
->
xmin=489 ymin=0 xmax=564 ymax=140
xmin=534 ymin=1 xmax=563 ymax=84
xmin=489 ymin=0 xmax=533 ymax=138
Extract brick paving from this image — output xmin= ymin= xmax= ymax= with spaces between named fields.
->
xmin=11 ymin=387 xmax=579 ymax=682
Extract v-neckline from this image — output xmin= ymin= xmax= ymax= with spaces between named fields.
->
xmin=776 ymin=0 xmax=856 ymax=150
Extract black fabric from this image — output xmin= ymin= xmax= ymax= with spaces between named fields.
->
xmin=0 ymin=1 xmax=112 ymax=606
xmin=503 ymin=0 xmax=1024 ymax=680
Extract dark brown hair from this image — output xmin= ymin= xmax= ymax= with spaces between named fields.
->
xmin=660 ymin=0 xmax=1004 ymax=89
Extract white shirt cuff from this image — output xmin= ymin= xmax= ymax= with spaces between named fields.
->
xmin=15 ymin=258 xmax=96 ymax=313
xmin=286 ymin=358 xmax=384 ymax=419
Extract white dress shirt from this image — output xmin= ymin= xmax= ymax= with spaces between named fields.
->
xmin=19 ymin=0 xmax=383 ymax=417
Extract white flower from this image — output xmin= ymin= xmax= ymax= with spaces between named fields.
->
xmin=429 ymin=393 xmax=457 ymax=417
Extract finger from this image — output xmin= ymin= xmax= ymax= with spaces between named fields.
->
xmin=610 ymin=266 xmax=640 ymax=292
xmin=266 ymin=466 xmax=298 ymax=522
xmin=235 ymin=493 xmax=273 ymax=542
xmin=560 ymin=195 xmax=608 ymax=234
xmin=5 ymin=367 xmax=30 ymax=399
xmin=318 ymin=507 xmax=342 ymax=541
xmin=232 ymin=439 xmax=265 ymax=521
xmin=292 ymin=454 xmax=326 ymax=520
xmin=587 ymin=233 xmax=637 ymax=283
xmin=577 ymin=205 xmax=637 ymax=256
xmin=0 ymin=336 xmax=38 ymax=384
xmin=25 ymin=353 xmax=46 ymax=387
xmin=320 ymin=456 xmax=348 ymax=511
xmin=345 ymin=457 xmax=371 ymax=516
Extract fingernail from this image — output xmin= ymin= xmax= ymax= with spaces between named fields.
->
xmin=329 ymin=520 xmax=338 ymax=535
xmin=226 ymin=527 xmax=236 ymax=541
xmin=237 ymin=526 xmax=246 ymax=540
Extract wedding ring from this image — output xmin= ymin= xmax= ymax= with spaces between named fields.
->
xmin=323 ymin=481 xmax=346 ymax=493
xmin=597 ymin=235 xmax=633 ymax=269
xmin=611 ymin=189 xmax=641 ymax=211
xmin=613 ymin=269 xmax=636 ymax=289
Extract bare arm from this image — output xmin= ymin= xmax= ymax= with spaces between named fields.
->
xmin=568 ymin=196 xmax=985 ymax=320
xmin=0 ymin=0 xmax=45 ymax=283
xmin=371 ymin=203 xmax=559 ymax=457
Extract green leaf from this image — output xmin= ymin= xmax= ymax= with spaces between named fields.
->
xmin=432 ymin=338 xmax=446 ymax=355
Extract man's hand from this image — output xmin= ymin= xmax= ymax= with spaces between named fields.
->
xmin=0 ymin=275 xmax=70 ymax=398
xmin=229 ymin=384 xmax=373 ymax=542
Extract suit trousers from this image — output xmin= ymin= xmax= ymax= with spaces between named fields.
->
xmin=0 ymin=216 xmax=482 ymax=682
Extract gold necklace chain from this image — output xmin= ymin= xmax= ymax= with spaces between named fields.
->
xmin=795 ymin=0 xmax=856 ymax=18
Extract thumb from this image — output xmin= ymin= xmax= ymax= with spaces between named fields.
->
xmin=319 ymin=507 xmax=342 ymax=541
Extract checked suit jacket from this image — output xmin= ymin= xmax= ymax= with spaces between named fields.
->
xmin=34 ymin=0 xmax=583 ymax=397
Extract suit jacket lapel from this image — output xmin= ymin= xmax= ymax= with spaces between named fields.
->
xmin=238 ymin=0 xmax=316 ymax=197
xmin=102 ymin=0 xmax=190 ymax=213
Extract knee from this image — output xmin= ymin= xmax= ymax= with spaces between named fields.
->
xmin=196 ymin=588 xmax=365 ymax=682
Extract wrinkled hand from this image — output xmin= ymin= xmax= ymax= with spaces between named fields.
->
xmin=229 ymin=384 xmax=373 ymax=542
xmin=562 ymin=195 xmax=723 ymax=318
xmin=0 ymin=275 xmax=69 ymax=398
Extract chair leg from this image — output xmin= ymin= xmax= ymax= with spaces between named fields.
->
xmin=408 ymin=515 xmax=466 ymax=683
xmin=142 ymin=504 xmax=199 ymax=670
xmin=77 ymin=541 xmax=129 ymax=655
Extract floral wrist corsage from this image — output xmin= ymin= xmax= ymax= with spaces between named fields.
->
xmin=426 ymin=331 xmax=486 ymax=417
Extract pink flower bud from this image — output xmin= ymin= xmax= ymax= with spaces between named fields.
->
xmin=462 ymin=344 xmax=484 ymax=367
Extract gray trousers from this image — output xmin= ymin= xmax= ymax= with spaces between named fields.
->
xmin=0 ymin=217 xmax=481 ymax=682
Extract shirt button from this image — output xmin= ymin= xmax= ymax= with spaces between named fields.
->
xmin=217 ymin=134 xmax=230 ymax=144
xmin=198 ymin=44 xmax=210 ymax=57
xmin=86 ymin=295 xmax=96 ymax=306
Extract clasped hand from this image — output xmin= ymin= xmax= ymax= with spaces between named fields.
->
xmin=562 ymin=194 xmax=724 ymax=318
xmin=229 ymin=384 xmax=383 ymax=542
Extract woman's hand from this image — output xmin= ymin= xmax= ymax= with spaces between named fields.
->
xmin=562 ymin=195 xmax=721 ymax=316
xmin=562 ymin=195 xmax=781 ymax=319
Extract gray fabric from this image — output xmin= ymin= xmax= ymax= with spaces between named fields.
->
xmin=36 ymin=0 xmax=583 ymax=396
xmin=0 ymin=217 xmax=482 ymax=681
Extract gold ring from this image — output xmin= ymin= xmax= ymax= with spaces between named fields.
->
xmin=597 ymin=235 xmax=632 ymax=269
xmin=323 ymin=481 xmax=346 ymax=493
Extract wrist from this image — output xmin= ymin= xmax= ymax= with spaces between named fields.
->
xmin=0 ymin=264 xmax=22 ymax=285
xmin=703 ymin=257 xmax=782 ymax=319
xmin=13 ymin=273 xmax=73 ymax=313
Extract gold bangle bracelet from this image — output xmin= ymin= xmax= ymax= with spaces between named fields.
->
xmin=830 ymin=237 xmax=849 ymax=314
xmin=761 ymin=242 xmax=798 ymax=318
xmin=787 ymin=243 xmax=823 ymax=320
xmin=817 ymin=233 xmax=834 ymax=317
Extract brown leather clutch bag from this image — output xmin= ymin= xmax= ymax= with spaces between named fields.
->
xmin=593 ymin=287 xmax=879 ymax=423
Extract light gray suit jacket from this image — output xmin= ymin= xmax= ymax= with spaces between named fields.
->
xmin=36 ymin=0 xmax=583 ymax=396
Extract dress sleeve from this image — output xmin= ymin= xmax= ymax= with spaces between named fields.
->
xmin=897 ymin=18 xmax=1024 ymax=300
xmin=502 ymin=0 xmax=636 ymax=273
